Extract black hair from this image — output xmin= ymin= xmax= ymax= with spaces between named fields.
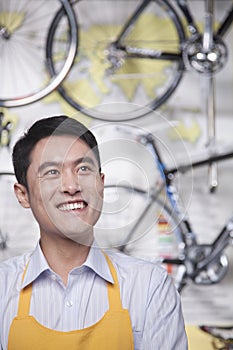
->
xmin=12 ymin=115 xmax=101 ymax=188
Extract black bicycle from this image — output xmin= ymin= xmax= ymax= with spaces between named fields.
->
xmin=46 ymin=0 xmax=233 ymax=121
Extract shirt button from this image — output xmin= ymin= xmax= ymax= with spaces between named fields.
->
xmin=66 ymin=300 xmax=73 ymax=307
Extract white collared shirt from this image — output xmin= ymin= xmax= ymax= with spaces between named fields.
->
xmin=0 ymin=241 xmax=188 ymax=350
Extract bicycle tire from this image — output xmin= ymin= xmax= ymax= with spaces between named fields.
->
xmin=0 ymin=0 xmax=78 ymax=108
xmin=46 ymin=0 xmax=185 ymax=121
xmin=96 ymin=184 xmax=187 ymax=290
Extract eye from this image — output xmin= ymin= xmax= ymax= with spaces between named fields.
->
xmin=49 ymin=169 xmax=59 ymax=174
xmin=45 ymin=169 xmax=60 ymax=176
xmin=79 ymin=165 xmax=90 ymax=172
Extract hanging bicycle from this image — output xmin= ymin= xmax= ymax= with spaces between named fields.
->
xmin=46 ymin=0 xmax=233 ymax=121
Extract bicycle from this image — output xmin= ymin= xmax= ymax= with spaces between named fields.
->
xmin=0 ymin=0 xmax=78 ymax=107
xmin=93 ymin=123 xmax=233 ymax=294
xmin=45 ymin=0 xmax=233 ymax=122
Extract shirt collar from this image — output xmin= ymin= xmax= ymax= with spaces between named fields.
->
xmin=83 ymin=242 xmax=113 ymax=284
xmin=21 ymin=241 xmax=50 ymax=289
xmin=21 ymin=240 xmax=113 ymax=289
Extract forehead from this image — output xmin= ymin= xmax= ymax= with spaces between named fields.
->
xmin=31 ymin=135 xmax=95 ymax=164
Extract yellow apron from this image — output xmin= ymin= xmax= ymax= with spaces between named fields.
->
xmin=8 ymin=255 xmax=134 ymax=350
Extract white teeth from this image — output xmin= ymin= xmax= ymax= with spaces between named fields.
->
xmin=59 ymin=202 xmax=86 ymax=211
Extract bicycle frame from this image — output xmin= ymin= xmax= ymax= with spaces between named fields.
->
xmin=114 ymin=0 xmax=233 ymax=69
xmin=114 ymin=0 xmax=185 ymax=64
xmin=114 ymin=127 xmax=233 ymax=292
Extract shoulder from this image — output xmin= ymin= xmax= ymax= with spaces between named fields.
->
xmin=105 ymin=250 xmax=180 ymax=315
xmin=0 ymin=252 xmax=29 ymax=270
xmin=0 ymin=253 xmax=30 ymax=296
xmin=105 ymin=249 xmax=169 ymax=286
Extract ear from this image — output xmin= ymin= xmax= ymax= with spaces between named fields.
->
xmin=14 ymin=183 xmax=30 ymax=209
xmin=100 ymin=172 xmax=105 ymax=185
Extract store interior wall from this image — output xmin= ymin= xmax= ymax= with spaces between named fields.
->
xmin=0 ymin=1 xmax=233 ymax=330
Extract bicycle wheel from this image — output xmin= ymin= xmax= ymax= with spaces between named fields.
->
xmin=0 ymin=0 xmax=77 ymax=108
xmin=95 ymin=184 xmax=187 ymax=290
xmin=46 ymin=0 xmax=185 ymax=121
xmin=0 ymin=173 xmax=39 ymax=261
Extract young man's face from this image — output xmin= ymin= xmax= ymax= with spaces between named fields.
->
xmin=15 ymin=135 xmax=104 ymax=245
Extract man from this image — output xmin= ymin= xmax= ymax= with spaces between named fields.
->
xmin=0 ymin=115 xmax=188 ymax=349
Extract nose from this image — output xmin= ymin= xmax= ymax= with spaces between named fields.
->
xmin=60 ymin=171 xmax=81 ymax=195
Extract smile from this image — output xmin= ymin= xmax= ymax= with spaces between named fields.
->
xmin=58 ymin=201 xmax=87 ymax=211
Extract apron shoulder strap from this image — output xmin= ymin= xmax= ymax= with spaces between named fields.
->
xmin=103 ymin=253 xmax=124 ymax=311
xmin=17 ymin=262 xmax=32 ymax=317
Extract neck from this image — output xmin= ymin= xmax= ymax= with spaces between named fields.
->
xmin=40 ymin=235 xmax=93 ymax=285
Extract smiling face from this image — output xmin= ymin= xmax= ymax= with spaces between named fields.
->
xmin=14 ymin=135 xmax=105 ymax=246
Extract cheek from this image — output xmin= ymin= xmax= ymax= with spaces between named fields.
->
xmin=85 ymin=178 xmax=104 ymax=208
xmin=28 ymin=183 xmax=57 ymax=215
xmin=94 ymin=177 xmax=104 ymax=198
xmin=39 ymin=181 xmax=58 ymax=200
xmin=81 ymin=174 xmax=104 ymax=194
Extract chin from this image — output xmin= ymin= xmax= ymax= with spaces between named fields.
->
xmin=63 ymin=230 xmax=94 ymax=246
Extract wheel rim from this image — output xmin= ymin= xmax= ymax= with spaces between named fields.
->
xmin=0 ymin=0 xmax=78 ymax=107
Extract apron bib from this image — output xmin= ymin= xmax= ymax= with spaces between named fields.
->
xmin=8 ymin=254 xmax=134 ymax=350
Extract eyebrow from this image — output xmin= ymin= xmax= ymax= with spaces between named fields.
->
xmin=38 ymin=156 xmax=97 ymax=174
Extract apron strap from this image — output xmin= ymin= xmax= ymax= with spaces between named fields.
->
xmin=17 ymin=262 xmax=32 ymax=317
xmin=103 ymin=253 xmax=123 ymax=311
